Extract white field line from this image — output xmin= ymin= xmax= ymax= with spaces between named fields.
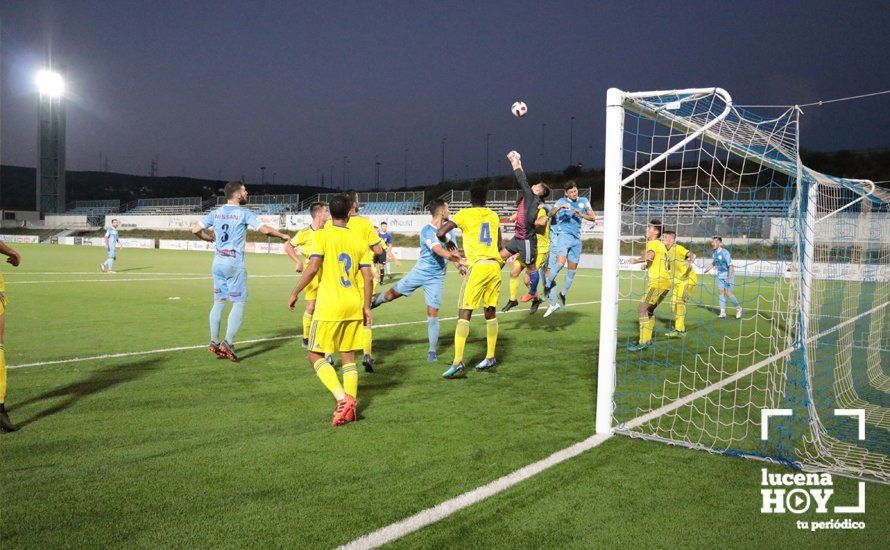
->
xmin=340 ymin=297 xmax=890 ymax=548
xmin=6 ymin=274 xmax=297 ymax=285
xmin=7 ymin=300 xmax=601 ymax=370
xmin=340 ymin=434 xmax=613 ymax=550
xmin=13 ymin=272 xmax=208 ymax=276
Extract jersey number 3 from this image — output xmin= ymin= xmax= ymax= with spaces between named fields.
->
xmin=219 ymin=223 xmax=230 ymax=243
xmin=479 ymin=222 xmax=492 ymax=245
xmin=337 ymin=253 xmax=353 ymax=287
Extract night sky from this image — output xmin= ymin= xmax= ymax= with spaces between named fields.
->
xmin=2 ymin=1 xmax=889 ymax=189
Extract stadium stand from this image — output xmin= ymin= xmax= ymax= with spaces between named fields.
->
xmin=212 ymin=194 xmax=300 ymax=214
xmin=123 ymin=197 xmax=203 ymax=214
xmin=65 ymin=200 xmax=120 ymax=216
xmin=438 ymin=188 xmax=593 ymax=216
xmin=296 ymin=191 xmax=424 ymax=215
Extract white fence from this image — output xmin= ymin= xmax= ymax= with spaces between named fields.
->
xmin=0 ymin=234 xmax=40 ymax=244
xmin=58 ymin=236 xmax=156 ymax=248
xmin=106 ymin=213 xmax=282 ymax=230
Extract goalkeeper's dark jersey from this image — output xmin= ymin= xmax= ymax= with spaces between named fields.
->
xmin=512 ymin=168 xmax=541 ymax=240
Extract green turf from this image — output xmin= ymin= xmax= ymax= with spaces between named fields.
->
xmin=1 ymin=243 xmax=886 ymax=548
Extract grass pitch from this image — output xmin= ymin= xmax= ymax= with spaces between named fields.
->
xmin=1 ymin=243 xmax=886 ymax=548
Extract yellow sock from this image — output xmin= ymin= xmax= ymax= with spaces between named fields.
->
xmin=342 ymin=362 xmax=358 ymax=398
xmin=485 ymin=318 xmax=498 ymax=359
xmin=363 ymin=327 xmax=373 ymax=357
xmin=0 ymin=344 xmax=6 ymax=404
xmin=675 ymin=301 xmax=686 ymax=332
xmin=640 ymin=317 xmax=655 ymax=344
xmin=509 ymin=276 xmax=520 ymax=301
xmin=302 ymin=312 xmax=312 ymax=340
xmin=313 ymin=358 xmax=345 ymax=400
xmin=453 ymin=319 xmax=470 ymax=365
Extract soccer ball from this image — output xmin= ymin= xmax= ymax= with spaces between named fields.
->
xmin=511 ymin=101 xmax=527 ymax=117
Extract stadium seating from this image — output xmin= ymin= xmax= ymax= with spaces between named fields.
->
xmin=636 ymin=199 xmax=790 ymax=216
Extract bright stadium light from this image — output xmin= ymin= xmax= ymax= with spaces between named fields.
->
xmin=35 ymin=69 xmax=65 ymax=97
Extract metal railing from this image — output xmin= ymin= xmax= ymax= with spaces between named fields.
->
xmin=215 ymin=193 xmax=300 ymax=206
xmin=439 ymin=188 xmax=592 ymax=205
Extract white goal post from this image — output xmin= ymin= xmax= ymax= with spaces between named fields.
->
xmin=595 ymin=87 xmax=889 ymax=483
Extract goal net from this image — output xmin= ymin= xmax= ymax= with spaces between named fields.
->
xmin=595 ymin=87 xmax=890 ymax=483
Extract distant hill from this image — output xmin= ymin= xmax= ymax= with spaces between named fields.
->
xmin=1 ymin=149 xmax=887 ymax=211
xmin=0 ymin=166 xmax=328 ymax=210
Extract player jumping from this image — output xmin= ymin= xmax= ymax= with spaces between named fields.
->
xmin=704 ymin=236 xmax=742 ymax=319
xmin=662 ymin=230 xmax=697 ymax=337
xmin=501 ymin=150 xmax=550 ymax=312
xmin=627 ymin=220 xmax=670 ymax=351
xmin=543 ymin=181 xmax=596 ymax=317
xmin=284 ymin=201 xmax=329 ymax=348
xmin=437 ymin=184 xmax=505 ymax=378
xmin=192 ymin=181 xmax=290 ymax=361
xmin=0 ymin=240 xmax=21 ymax=432
xmin=288 ymin=194 xmax=373 ymax=426
xmin=371 ymin=199 xmax=464 ymax=362
xmin=100 ymin=218 xmax=121 ymax=273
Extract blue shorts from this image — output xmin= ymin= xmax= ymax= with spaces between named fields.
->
xmin=717 ymin=276 xmax=734 ymax=292
xmin=554 ymin=233 xmax=582 ymax=264
xmin=212 ymin=261 xmax=248 ymax=302
xmin=393 ymin=268 xmax=445 ymax=309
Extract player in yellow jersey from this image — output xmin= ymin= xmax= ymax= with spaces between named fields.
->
xmin=324 ymin=191 xmax=383 ymax=372
xmin=436 ymin=184 xmax=505 ymax=377
xmin=288 ymin=195 xmax=373 ymax=426
xmin=662 ymin=230 xmax=698 ymax=338
xmin=0 ymin=241 xmax=22 ymax=432
xmin=285 ymin=202 xmax=329 ymax=348
xmin=628 ymin=220 xmax=670 ymax=351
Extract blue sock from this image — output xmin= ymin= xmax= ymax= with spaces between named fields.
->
xmin=427 ymin=316 xmax=440 ymax=353
xmin=529 ymin=270 xmax=540 ymax=294
xmin=210 ymin=301 xmax=226 ymax=342
xmin=719 ymin=294 xmax=727 ymax=310
xmin=561 ymin=269 xmax=576 ymax=296
xmin=225 ymin=302 xmax=246 ymax=344
xmin=106 ymin=258 xmax=114 ymax=270
xmin=538 ymin=267 xmax=547 ymax=291
xmin=728 ymin=293 xmax=740 ymax=307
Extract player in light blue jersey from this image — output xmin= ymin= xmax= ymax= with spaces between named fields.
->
xmin=100 ymin=219 xmax=121 ymax=273
xmin=192 ymin=181 xmax=290 ymax=361
xmin=543 ymin=181 xmax=596 ymax=317
xmin=370 ymin=199 xmax=464 ymax=361
xmin=703 ymin=236 xmax=742 ymax=319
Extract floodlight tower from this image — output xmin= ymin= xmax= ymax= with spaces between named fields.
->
xmin=35 ymin=69 xmax=67 ymax=215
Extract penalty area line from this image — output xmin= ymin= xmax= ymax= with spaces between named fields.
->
xmin=8 ymin=300 xmax=601 ymax=370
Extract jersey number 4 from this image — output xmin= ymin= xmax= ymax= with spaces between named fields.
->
xmin=479 ymin=222 xmax=492 ymax=246
xmin=337 ymin=253 xmax=353 ymax=287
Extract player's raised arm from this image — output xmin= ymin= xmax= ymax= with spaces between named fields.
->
xmin=258 ymin=224 xmax=290 ymax=241
xmin=0 ymin=241 xmax=21 ymax=267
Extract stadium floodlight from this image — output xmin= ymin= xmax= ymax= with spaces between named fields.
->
xmin=35 ymin=69 xmax=65 ymax=97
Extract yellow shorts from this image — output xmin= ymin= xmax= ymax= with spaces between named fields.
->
xmin=304 ymin=277 xmax=319 ymax=301
xmin=308 ymin=319 xmax=364 ymax=354
xmin=459 ymin=261 xmax=502 ymax=310
xmin=642 ymin=284 xmax=670 ymax=307
xmin=672 ymin=280 xmax=696 ymax=303
xmin=0 ymin=292 xmax=6 ymax=316
xmin=536 ymin=249 xmax=549 ymax=270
